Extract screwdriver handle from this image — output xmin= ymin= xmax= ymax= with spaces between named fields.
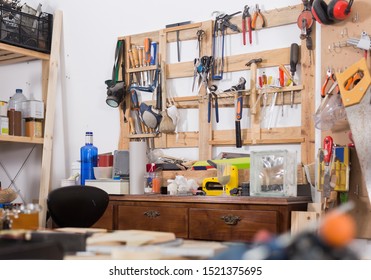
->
xmin=279 ymin=68 xmax=285 ymax=87
xmin=132 ymin=46 xmax=139 ymax=68
xmin=144 ymin=38 xmax=151 ymax=65
xmin=290 ymin=43 xmax=299 ymax=76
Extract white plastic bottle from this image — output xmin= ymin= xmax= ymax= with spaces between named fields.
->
xmin=8 ymin=89 xmax=27 ymax=136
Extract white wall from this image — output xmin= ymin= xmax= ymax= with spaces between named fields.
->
xmin=0 ymin=0 xmax=304 ymax=203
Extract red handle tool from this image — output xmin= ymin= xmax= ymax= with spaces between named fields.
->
xmin=323 ymin=136 xmax=333 ymax=165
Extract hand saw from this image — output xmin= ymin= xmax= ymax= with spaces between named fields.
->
xmin=336 ymin=58 xmax=371 ymax=204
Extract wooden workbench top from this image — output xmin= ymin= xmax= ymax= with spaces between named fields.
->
xmin=108 ymin=194 xmax=311 ymax=206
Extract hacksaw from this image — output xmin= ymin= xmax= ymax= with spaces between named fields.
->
xmin=336 ymin=58 xmax=371 ymax=203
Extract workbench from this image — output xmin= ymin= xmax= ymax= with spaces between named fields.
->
xmin=93 ymin=195 xmax=311 ymax=242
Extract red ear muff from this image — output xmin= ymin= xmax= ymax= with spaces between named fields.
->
xmin=312 ymin=0 xmax=334 ymax=25
xmin=328 ymin=0 xmax=353 ymax=21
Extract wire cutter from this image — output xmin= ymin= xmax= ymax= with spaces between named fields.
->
xmin=242 ymin=5 xmax=252 ymax=45
xmin=208 ymin=85 xmax=219 ymax=123
xmin=251 ymin=4 xmax=266 ymax=30
xmin=321 ymin=68 xmax=337 ymax=97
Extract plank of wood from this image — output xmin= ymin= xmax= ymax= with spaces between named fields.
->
xmin=87 ymin=230 xmax=176 ymax=246
xmin=0 ymin=42 xmax=50 ymax=61
xmin=300 ymin=30 xmax=316 ymax=165
xmin=38 ymin=10 xmax=63 ymax=227
xmin=291 ymin=211 xmax=319 ymax=234
xmin=166 ymin=47 xmax=292 ymax=79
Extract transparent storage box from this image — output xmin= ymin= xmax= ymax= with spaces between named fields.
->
xmin=250 ymin=150 xmax=297 ymax=197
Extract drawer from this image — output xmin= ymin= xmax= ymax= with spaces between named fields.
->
xmin=117 ymin=205 xmax=188 ymax=238
xmin=92 ymin=203 xmax=114 ymax=230
xmin=189 ymin=208 xmax=278 ymax=242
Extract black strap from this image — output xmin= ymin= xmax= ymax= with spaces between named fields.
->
xmin=112 ymin=40 xmax=127 ymax=122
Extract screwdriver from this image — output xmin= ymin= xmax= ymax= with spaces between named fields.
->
xmin=289 ymin=43 xmax=299 ymax=108
xmin=279 ymin=67 xmax=284 ymax=116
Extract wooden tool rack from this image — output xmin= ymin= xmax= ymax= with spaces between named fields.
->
xmin=118 ymin=4 xmax=316 ymax=183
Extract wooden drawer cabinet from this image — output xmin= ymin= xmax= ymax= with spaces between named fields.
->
xmin=117 ymin=205 xmax=188 ymax=238
xmin=93 ymin=195 xmax=310 ymax=242
xmin=92 ymin=202 xmax=114 ymax=230
xmin=189 ymin=208 xmax=278 ymax=241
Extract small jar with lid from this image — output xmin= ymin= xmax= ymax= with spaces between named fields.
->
xmin=25 ymin=118 xmax=43 ymax=138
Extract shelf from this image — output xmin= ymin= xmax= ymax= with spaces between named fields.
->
xmin=128 ymin=133 xmax=159 ymax=139
xmin=127 ymin=65 xmax=157 ymax=73
xmin=0 ymin=44 xmax=49 ymax=145
xmin=0 ymin=42 xmax=50 ymax=66
xmin=0 ymin=135 xmax=44 ymax=144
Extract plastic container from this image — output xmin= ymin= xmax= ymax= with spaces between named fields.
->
xmin=0 ymin=5 xmax=53 ymax=53
xmin=25 ymin=118 xmax=42 ymax=137
xmin=144 ymin=172 xmax=162 ymax=194
xmin=8 ymin=89 xmax=27 ymax=111
xmin=8 ymin=89 xmax=27 ymax=136
xmin=22 ymin=99 xmax=44 ymax=119
xmin=7 ymin=109 xmax=21 ymax=136
xmin=80 ymin=132 xmax=98 ymax=185
xmin=71 ymin=161 xmax=80 ymax=181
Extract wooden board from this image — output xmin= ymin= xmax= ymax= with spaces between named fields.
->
xmin=87 ymin=230 xmax=176 ymax=246
xmin=38 ymin=10 xmax=63 ymax=227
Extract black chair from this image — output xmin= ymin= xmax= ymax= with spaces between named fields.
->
xmin=47 ymin=185 xmax=109 ymax=228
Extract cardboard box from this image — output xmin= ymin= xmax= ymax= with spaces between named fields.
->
xmin=85 ymin=179 xmax=129 ymax=195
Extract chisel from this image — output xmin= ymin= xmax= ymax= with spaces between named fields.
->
xmin=130 ymin=89 xmax=142 ymax=134
xmin=279 ymin=67 xmax=285 ymax=116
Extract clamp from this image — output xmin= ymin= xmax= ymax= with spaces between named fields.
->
xmin=208 ymin=85 xmax=219 ymax=123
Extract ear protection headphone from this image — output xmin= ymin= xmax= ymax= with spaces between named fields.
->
xmin=328 ymin=0 xmax=353 ymax=20
xmin=312 ymin=0 xmax=354 ymax=25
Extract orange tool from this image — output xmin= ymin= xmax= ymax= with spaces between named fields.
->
xmin=251 ymin=4 xmax=265 ymax=30
xmin=321 ymin=68 xmax=336 ymax=97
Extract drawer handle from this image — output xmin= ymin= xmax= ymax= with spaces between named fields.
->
xmin=144 ymin=210 xmax=160 ymax=218
xmin=220 ymin=215 xmax=241 ymax=225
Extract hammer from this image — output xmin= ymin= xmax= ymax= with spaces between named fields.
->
xmin=245 ymin=58 xmax=263 ymax=115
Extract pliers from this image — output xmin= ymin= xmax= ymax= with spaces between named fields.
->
xmin=321 ymin=68 xmax=337 ymax=97
xmin=251 ymin=4 xmax=266 ymax=30
xmin=242 ymin=5 xmax=252 ymax=45
xmin=208 ymin=85 xmax=219 ymax=123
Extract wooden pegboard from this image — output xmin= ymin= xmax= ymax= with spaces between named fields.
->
xmin=320 ymin=0 xmax=371 ymax=146
xmin=320 ymin=0 xmax=371 ymax=239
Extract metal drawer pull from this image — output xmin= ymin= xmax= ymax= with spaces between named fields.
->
xmin=144 ymin=210 xmax=160 ymax=218
xmin=220 ymin=215 xmax=241 ymax=225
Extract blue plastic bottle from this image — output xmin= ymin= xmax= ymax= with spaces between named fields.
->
xmin=80 ymin=131 xmax=98 ymax=185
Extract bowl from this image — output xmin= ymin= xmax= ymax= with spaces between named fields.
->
xmin=93 ymin=166 xmax=113 ymax=179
